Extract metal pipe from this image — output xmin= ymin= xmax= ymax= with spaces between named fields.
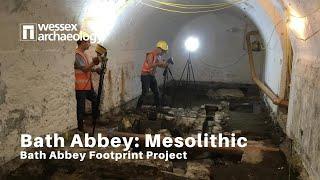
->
xmin=246 ymin=31 xmax=289 ymax=107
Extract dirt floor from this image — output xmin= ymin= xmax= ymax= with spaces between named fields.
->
xmin=1 ymin=82 xmax=299 ymax=180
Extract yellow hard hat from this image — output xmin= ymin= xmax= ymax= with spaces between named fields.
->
xmin=95 ymin=44 xmax=107 ymax=55
xmin=156 ymin=40 xmax=169 ymax=51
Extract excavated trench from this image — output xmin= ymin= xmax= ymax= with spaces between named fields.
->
xmin=3 ymin=82 xmax=298 ymax=179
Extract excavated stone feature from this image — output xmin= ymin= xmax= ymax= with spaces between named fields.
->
xmin=145 ymin=128 xmax=153 ymax=134
xmin=173 ymin=168 xmax=186 ymax=175
xmin=164 ymin=115 xmax=175 ymax=121
xmin=211 ymin=125 xmax=223 ymax=134
xmin=194 ymin=117 xmax=206 ymax=132
xmin=216 ymin=89 xmax=245 ymax=98
xmin=206 ymin=89 xmax=245 ymax=100
xmin=158 ymin=129 xmax=171 ymax=137
xmin=241 ymin=148 xmax=264 ymax=164
xmin=220 ymin=101 xmax=230 ymax=110
xmin=120 ymin=117 xmax=132 ymax=131
xmin=185 ymin=161 xmax=211 ymax=180
xmin=176 ymin=117 xmax=197 ymax=134
xmin=119 ymin=113 xmax=146 ymax=132
xmin=215 ymin=111 xmax=230 ymax=123
xmin=144 ymin=101 xmax=230 ymax=136
xmin=135 ymin=102 xmax=231 ymax=137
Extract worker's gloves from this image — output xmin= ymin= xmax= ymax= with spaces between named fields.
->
xmin=158 ymin=61 xmax=168 ymax=68
xmin=98 ymin=55 xmax=109 ymax=63
xmin=94 ymin=67 xmax=107 ymax=75
xmin=95 ymin=67 xmax=102 ymax=75
xmin=92 ymin=57 xmax=100 ymax=65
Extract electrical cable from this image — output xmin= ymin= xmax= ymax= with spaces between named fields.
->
xmin=151 ymin=0 xmax=241 ymax=7
xmin=197 ymin=52 xmax=248 ymax=69
xmin=150 ymin=0 xmax=244 ymax=9
xmin=139 ymin=0 xmax=247 ymax=14
xmin=151 ymin=0 xmax=320 ymax=17
xmin=140 ymin=2 xmax=235 ymax=14
xmin=265 ymin=19 xmax=284 ymax=49
xmin=140 ymin=0 xmax=319 ymax=41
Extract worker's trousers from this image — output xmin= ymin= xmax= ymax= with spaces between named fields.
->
xmin=75 ymin=89 xmax=98 ymax=129
xmin=137 ymin=74 xmax=160 ymax=109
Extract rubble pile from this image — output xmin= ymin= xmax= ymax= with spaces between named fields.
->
xmin=114 ymin=102 xmax=234 ymax=179
xmin=185 ymin=161 xmax=211 ymax=179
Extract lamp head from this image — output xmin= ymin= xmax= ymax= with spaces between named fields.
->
xmin=185 ymin=36 xmax=199 ymax=52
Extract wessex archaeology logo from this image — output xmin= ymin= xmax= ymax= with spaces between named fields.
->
xmin=20 ymin=23 xmax=98 ymax=42
xmin=20 ymin=23 xmax=37 ymax=41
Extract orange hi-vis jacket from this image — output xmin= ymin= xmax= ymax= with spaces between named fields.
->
xmin=74 ymin=49 xmax=92 ymax=90
xmin=141 ymin=51 xmax=159 ymax=75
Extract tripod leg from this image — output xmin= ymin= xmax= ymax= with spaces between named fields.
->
xmin=186 ymin=63 xmax=190 ymax=89
xmin=162 ymin=69 xmax=169 ymax=106
xmin=179 ymin=61 xmax=188 ymax=86
xmin=186 ymin=62 xmax=192 ymax=107
xmin=190 ymin=60 xmax=196 ymax=88
xmin=161 ymin=72 xmax=169 ymax=106
xmin=168 ymin=68 xmax=175 ymax=81
xmin=162 ymin=80 xmax=166 ymax=106
xmin=188 ymin=63 xmax=192 ymax=105
xmin=166 ymin=67 xmax=176 ymax=107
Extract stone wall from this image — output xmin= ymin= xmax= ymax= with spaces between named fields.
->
xmin=285 ymin=1 xmax=320 ymax=179
xmin=0 ymin=0 xmax=143 ymax=165
xmin=0 ymin=0 xmax=78 ymax=165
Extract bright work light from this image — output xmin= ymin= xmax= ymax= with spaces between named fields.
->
xmin=185 ymin=36 xmax=199 ymax=52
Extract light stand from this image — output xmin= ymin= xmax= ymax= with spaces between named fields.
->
xmin=179 ymin=52 xmax=196 ymax=89
xmin=178 ymin=52 xmax=196 ymax=107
